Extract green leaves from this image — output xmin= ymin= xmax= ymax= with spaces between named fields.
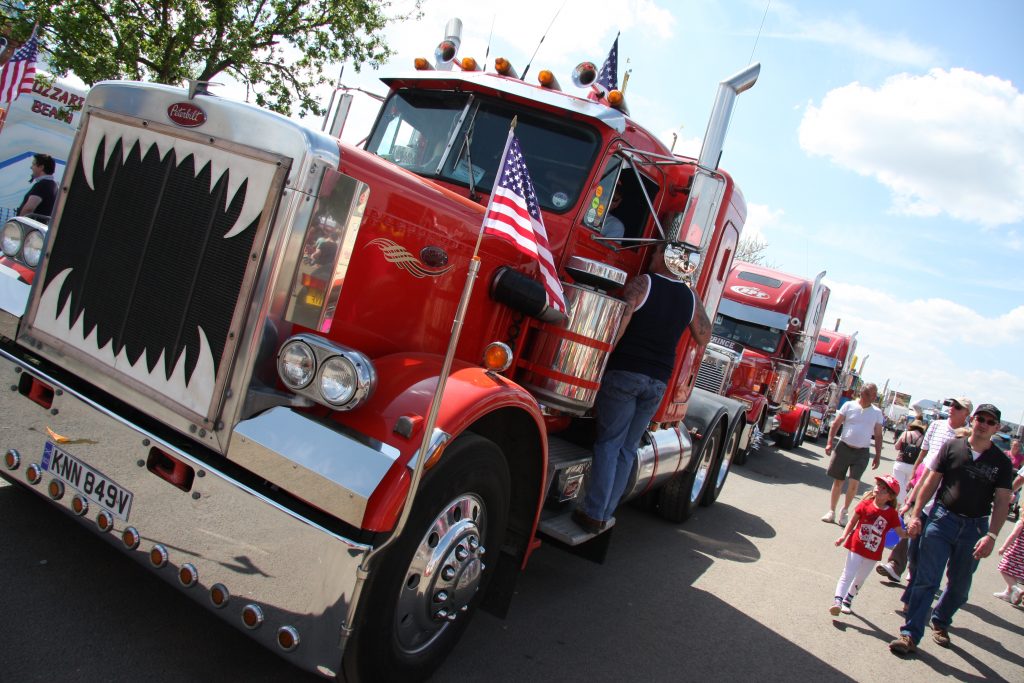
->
xmin=3 ymin=0 xmax=416 ymax=116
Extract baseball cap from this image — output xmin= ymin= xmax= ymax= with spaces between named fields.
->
xmin=948 ymin=397 xmax=974 ymax=413
xmin=875 ymin=474 xmax=901 ymax=497
xmin=973 ymin=403 xmax=1001 ymax=421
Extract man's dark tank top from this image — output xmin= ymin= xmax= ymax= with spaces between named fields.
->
xmin=605 ymin=274 xmax=696 ymax=383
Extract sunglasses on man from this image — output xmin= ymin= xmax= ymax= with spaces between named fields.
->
xmin=973 ymin=415 xmax=999 ymax=426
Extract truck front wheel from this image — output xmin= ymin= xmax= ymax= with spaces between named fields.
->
xmin=343 ymin=434 xmax=510 ymax=682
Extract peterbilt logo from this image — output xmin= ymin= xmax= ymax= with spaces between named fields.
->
xmin=167 ymin=102 xmax=207 ymax=127
xmin=730 ymin=285 xmax=769 ymax=299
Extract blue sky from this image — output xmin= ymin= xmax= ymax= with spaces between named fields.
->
xmin=216 ymin=0 xmax=1024 ymax=426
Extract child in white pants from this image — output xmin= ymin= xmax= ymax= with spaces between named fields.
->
xmin=831 ymin=475 xmax=907 ymax=615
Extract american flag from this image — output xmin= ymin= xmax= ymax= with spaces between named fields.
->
xmin=0 ymin=30 xmax=39 ymax=104
xmin=595 ymin=35 xmax=619 ymax=93
xmin=482 ymin=130 xmax=568 ymax=315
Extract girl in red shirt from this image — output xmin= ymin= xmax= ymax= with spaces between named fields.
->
xmin=830 ymin=475 xmax=907 ymax=615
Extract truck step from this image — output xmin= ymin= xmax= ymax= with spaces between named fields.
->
xmin=547 ymin=436 xmax=592 ymax=468
xmin=537 ymin=510 xmax=615 ymax=545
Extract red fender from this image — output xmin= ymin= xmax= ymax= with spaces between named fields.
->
xmin=337 ymin=353 xmax=547 ymax=532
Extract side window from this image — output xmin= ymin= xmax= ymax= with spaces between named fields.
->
xmin=583 ymin=157 xmax=658 ymax=243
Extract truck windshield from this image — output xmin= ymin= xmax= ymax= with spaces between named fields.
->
xmin=713 ymin=314 xmax=783 ymax=354
xmin=806 ymin=363 xmax=835 ymax=383
xmin=366 ymin=89 xmax=599 ymax=213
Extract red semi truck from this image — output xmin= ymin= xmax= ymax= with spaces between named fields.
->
xmin=0 ymin=21 xmax=760 ymax=681
xmin=695 ymin=261 xmax=830 ymax=456
xmin=804 ymin=328 xmax=859 ymax=440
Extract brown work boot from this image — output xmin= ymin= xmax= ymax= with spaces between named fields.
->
xmin=931 ymin=622 xmax=951 ymax=647
xmin=888 ymin=634 xmax=916 ymax=655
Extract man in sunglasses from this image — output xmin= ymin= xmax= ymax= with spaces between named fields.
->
xmin=889 ymin=404 xmax=1014 ymax=655
xmin=878 ymin=397 xmax=973 ymax=583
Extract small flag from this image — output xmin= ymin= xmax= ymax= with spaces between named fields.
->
xmin=0 ymin=29 xmax=39 ymax=104
xmin=595 ymin=35 xmax=619 ymax=93
xmin=481 ymin=129 xmax=568 ymax=315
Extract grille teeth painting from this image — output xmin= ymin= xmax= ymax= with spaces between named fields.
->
xmin=32 ymin=120 xmax=278 ymax=416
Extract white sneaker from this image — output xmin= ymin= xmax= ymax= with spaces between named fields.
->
xmin=829 ymin=598 xmax=842 ymax=616
xmin=838 ymin=508 xmax=849 ymax=526
xmin=877 ymin=562 xmax=901 ymax=582
xmin=821 ymin=510 xmax=835 ymax=523
xmin=995 ymin=589 xmax=1013 ymax=602
xmin=841 ymin=601 xmax=853 ymax=614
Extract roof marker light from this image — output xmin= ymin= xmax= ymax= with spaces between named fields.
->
xmin=494 ymin=58 xmax=518 ymax=78
xmin=538 ymin=70 xmax=561 ymax=90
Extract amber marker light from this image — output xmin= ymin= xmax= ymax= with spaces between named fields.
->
xmin=71 ymin=495 xmax=88 ymax=516
xmin=413 ymin=57 xmax=431 ymax=70
xmin=96 ymin=510 xmax=114 ymax=533
xmin=460 ymin=57 xmax=479 ymax=71
xmin=210 ymin=583 xmax=230 ymax=608
xmin=483 ymin=342 xmax=513 ymax=373
xmin=3 ymin=449 xmax=19 ymax=470
xmin=47 ymin=479 xmax=64 ymax=500
xmin=25 ymin=463 xmax=42 ymax=484
xmin=121 ymin=527 xmax=140 ymax=550
xmin=178 ymin=563 xmax=198 ymax=587
xmin=277 ymin=626 xmax=301 ymax=651
xmin=494 ymin=57 xmax=518 ymax=78
xmin=538 ymin=70 xmax=556 ymax=88
xmin=607 ymin=90 xmax=624 ymax=107
xmin=150 ymin=544 xmax=169 ymax=568
xmin=242 ymin=604 xmax=264 ymax=629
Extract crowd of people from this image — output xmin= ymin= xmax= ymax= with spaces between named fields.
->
xmin=821 ymin=393 xmax=1022 ymax=657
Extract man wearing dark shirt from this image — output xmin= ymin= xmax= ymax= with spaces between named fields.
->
xmin=18 ymin=153 xmax=58 ymax=217
xmin=889 ymin=403 xmax=1013 ymax=655
xmin=573 ymin=243 xmax=712 ymax=533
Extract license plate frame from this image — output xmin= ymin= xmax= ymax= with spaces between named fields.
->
xmin=41 ymin=442 xmax=134 ymax=520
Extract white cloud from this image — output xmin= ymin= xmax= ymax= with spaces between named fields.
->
xmin=799 ymin=68 xmax=1024 ymax=227
xmin=742 ymin=202 xmax=784 ymax=242
xmin=824 ymin=278 xmax=1024 ymax=423
xmin=766 ymin=3 xmax=940 ymax=67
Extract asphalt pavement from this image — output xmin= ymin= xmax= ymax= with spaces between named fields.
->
xmin=1 ymin=433 xmax=1021 ymax=681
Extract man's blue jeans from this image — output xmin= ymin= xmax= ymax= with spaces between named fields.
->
xmin=582 ymin=370 xmax=667 ymax=522
xmin=899 ymin=504 xmax=988 ymax=643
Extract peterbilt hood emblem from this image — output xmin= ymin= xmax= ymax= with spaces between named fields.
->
xmin=167 ymin=102 xmax=207 ymax=127
xmin=32 ymin=118 xmax=278 ymax=416
xmin=730 ymin=284 xmax=769 ymax=299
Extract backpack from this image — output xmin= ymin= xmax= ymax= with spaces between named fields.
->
xmin=899 ymin=432 xmax=922 ymax=462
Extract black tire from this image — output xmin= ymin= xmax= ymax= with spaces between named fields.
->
xmin=657 ymin=428 xmax=719 ymax=523
xmin=702 ymin=421 xmax=740 ymax=506
xmin=342 ymin=434 xmax=510 ymax=683
xmin=794 ymin=416 xmax=808 ymax=448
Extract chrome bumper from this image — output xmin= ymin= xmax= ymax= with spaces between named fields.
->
xmin=0 ymin=348 xmax=369 ymax=678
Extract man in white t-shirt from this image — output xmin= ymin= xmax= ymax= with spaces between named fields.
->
xmin=821 ymin=383 xmax=884 ymax=525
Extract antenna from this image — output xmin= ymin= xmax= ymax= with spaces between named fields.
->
xmin=483 ymin=15 xmax=496 ymax=71
xmin=521 ymin=0 xmax=567 ymax=80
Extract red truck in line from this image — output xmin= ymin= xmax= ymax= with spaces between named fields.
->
xmin=694 ymin=261 xmax=830 ymax=458
xmin=804 ymin=327 xmax=859 ymax=440
xmin=0 ymin=19 xmax=760 ymax=681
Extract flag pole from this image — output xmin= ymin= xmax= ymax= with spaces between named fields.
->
xmin=365 ymin=117 xmax=518 ymax=565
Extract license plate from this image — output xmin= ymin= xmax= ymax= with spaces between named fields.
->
xmin=41 ymin=442 xmax=134 ymax=520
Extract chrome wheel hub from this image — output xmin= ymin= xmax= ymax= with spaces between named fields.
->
xmin=395 ymin=493 xmax=487 ymax=654
xmin=690 ymin=439 xmax=716 ymax=503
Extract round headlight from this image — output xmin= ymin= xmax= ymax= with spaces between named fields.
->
xmin=22 ymin=229 xmax=45 ymax=267
xmin=2 ymin=220 xmax=24 ymax=257
xmin=319 ymin=356 xmax=357 ymax=406
xmin=278 ymin=340 xmax=316 ymax=389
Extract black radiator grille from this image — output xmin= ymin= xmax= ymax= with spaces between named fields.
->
xmin=41 ymin=134 xmax=260 ymax=402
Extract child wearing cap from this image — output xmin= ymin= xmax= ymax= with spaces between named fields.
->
xmin=830 ymin=475 xmax=908 ymax=615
